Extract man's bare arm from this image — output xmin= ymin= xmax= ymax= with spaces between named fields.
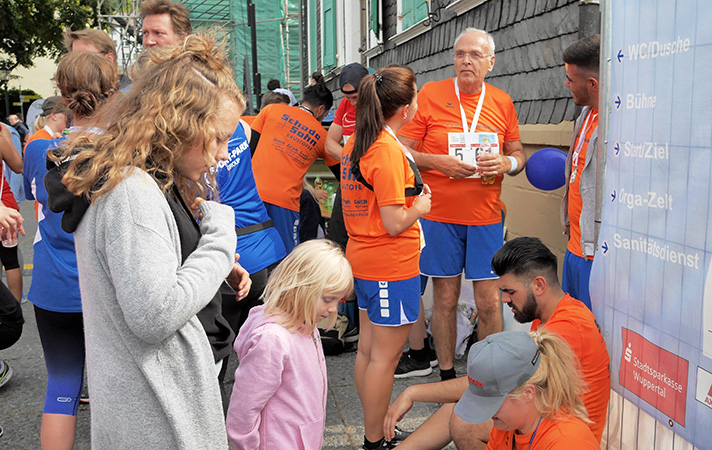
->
xmin=383 ymin=377 xmax=468 ymax=441
xmin=325 ymin=123 xmax=345 ymax=161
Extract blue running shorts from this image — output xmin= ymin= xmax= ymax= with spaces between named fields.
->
xmin=355 ymin=275 xmax=421 ymax=326
xmin=419 ymin=218 xmax=503 ymax=280
xmin=263 ymin=202 xmax=300 ymax=253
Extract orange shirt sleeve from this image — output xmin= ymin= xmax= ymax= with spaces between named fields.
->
xmin=250 ymin=105 xmax=271 ymax=134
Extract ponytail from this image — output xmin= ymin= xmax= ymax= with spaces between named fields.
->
xmin=351 ymin=66 xmax=416 ymax=169
xmin=509 ymin=329 xmax=591 ymax=423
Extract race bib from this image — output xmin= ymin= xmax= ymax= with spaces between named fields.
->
xmin=447 ymin=132 xmax=500 ymax=179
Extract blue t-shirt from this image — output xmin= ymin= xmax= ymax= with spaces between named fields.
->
xmin=24 ymin=138 xmax=82 ymax=313
xmin=215 ymin=122 xmax=286 ymax=273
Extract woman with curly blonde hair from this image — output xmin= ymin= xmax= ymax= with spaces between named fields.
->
xmin=48 ymin=34 xmax=246 ymax=447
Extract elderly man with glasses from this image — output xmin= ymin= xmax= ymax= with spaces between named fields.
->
xmin=397 ymin=28 xmax=526 ymax=382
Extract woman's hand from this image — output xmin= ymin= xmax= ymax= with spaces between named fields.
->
xmin=0 ymin=205 xmax=24 ymax=244
xmin=383 ymin=388 xmax=415 ymax=441
xmin=227 ymin=254 xmax=252 ymax=301
xmin=413 ymin=185 xmax=431 ymax=217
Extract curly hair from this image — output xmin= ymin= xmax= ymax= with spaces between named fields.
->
xmin=55 ymin=51 xmax=117 ymax=119
xmin=58 ymin=34 xmax=245 ymax=203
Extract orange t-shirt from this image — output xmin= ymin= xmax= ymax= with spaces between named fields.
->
xmin=399 ymin=78 xmax=520 ymax=225
xmin=567 ymin=109 xmax=598 ymax=259
xmin=25 ymin=128 xmax=53 ymax=149
xmin=241 ymin=115 xmax=256 ymax=126
xmin=341 ymin=130 xmax=420 ymax=281
xmin=531 ymin=294 xmax=610 ymax=442
xmin=487 ymin=414 xmax=599 ymax=450
xmin=251 ymin=104 xmax=337 ymax=211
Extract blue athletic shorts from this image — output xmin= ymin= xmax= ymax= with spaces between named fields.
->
xmin=263 ymin=202 xmax=300 ymax=253
xmin=420 ymin=275 xmax=428 ymax=295
xmin=419 ymin=218 xmax=503 ymax=280
xmin=562 ymin=249 xmax=593 ymax=310
xmin=355 ymin=275 xmax=421 ymax=326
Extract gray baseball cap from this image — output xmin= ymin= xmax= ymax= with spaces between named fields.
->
xmin=454 ymin=331 xmax=541 ymax=424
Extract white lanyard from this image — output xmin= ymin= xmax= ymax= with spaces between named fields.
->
xmin=453 ymin=78 xmax=486 ymax=150
xmin=569 ymin=109 xmax=597 ymax=184
xmin=384 ymin=125 xmax=415 ymax=163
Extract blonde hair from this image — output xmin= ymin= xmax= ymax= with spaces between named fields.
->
xmin=55 ymin=52 xmax=117 ymax=119
xmin=58 ymin=34 xmax=245 ymax=203
xmin=263 ymin=240 xmax=353 ymax=336
xmin=509 ymin=329 xmax=590 ymax=423
xmin=33 ymin=114 xmax=47 ymax=131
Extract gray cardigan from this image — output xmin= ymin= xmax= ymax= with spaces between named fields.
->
xmin=74 ymin=170 xmax=236 ymax=449
xmin=561 ymin=106 xmax=605 ymax=258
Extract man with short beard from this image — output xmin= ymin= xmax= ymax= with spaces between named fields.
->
xmin=383 ymin=237 xmax=610 ymax=449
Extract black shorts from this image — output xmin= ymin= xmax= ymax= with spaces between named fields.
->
xmin=0 ymin=282 xmax=23 ymax=349
xmin=0 ymin=244 xmax=20 ymax=270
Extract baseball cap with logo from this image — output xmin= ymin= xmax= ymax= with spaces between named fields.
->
xmin=454 ymin=331 xmax=541 ymax=424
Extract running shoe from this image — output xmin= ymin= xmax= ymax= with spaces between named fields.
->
xmin=359 ymin=437 xmax=396 ymax=450
xmin=394 ymin=353 xmax=433 ymax=378
xmin=0 ymin=360 xmax=12 ymax=388
xmin=427 ymin=347 xmax=438 ymax=368
xmin=392 ymin=425 xmax=412 ymax=441
xmin=342 ymin=324 xmax=359 ymax=343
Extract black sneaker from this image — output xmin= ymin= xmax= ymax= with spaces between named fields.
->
xmin=427 ymin=347 xmax=438 ymax=368
xmin=392 ymin=425 xmax=412 ymax=442
xmin=0 ymin=360 xmax=12 ymax=388
xmin=394 ymin=353 xmax=433 ymax=378
xmin=343 ymin=324 xmax=359 ymax=343
xmin=359 ymin=437 xmax=396 ymax=450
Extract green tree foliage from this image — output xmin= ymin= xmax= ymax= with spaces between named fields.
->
xmin=0 ymin=0 xmax=97 ymax=70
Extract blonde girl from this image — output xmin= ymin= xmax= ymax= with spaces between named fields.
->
xmin=454 ymin=330 xmax=599 ymax=449
xmin=226 ymin=239 xmax=353 ymax=450
xmin=51 ymin=34 xmax=246 ymax=447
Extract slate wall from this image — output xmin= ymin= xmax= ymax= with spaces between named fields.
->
xmin=370 ymin=0 xmax=584 ymax=125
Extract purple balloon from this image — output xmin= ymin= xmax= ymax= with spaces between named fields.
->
xmin=525 ymin=147 xmax=567 ymax=191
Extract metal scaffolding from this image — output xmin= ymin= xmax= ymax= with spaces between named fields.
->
xmin=96 ymin=0 xmax=303 ymax=105
xmin=97 ymin=0 xmax=142 ymax=75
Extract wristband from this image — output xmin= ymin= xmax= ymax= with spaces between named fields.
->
xmin=507 ymin=156 xmax=518 ymax=174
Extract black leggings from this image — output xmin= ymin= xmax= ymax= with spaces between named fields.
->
xmin=0 ymin=281 xmax=22 ymax=349
xmin=34 ymin=306 xmax=85 ymax=416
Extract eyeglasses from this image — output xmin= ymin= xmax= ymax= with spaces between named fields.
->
xmin=454 ymin=51 xmax=492 ymax=60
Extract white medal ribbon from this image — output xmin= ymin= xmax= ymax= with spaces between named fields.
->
xmin=453 ymin=78 xmax=486 ymax=150
xmin=384 ymin=125 xmax=426 ymax=249
xmin=384 ymin=125 xmax=415 ymax=162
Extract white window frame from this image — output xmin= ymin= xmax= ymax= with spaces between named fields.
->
xmin=446 ymin=0 xmax=488 ymax=16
